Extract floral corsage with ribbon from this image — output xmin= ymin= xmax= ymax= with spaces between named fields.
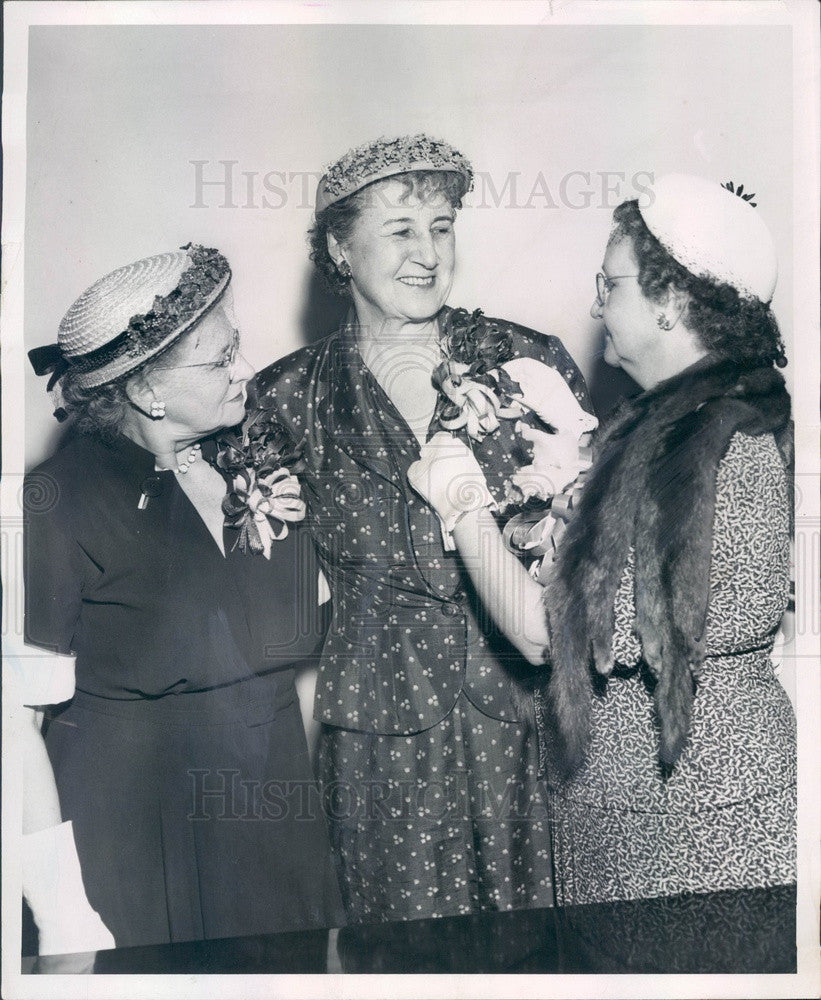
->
xmin=423 ymin=308 xmax=598 ymax=569
xmin=211 ymin=397 xmax=307 ymax=558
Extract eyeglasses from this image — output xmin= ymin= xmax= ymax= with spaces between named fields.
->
xmin=154 ymin=330 xmax=242 ymax=374
xmin=595 ymin=272 xmax=640 ymax=307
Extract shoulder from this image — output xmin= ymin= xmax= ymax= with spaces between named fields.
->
xmin=461 ymin=308 xmax=562 ymax=357
xmin=252 ymin=337 xmax=333 ymax=419
xmin=24 ymin=435 xmax=111 ymax=539
xmin=27 ymin=434 xmax=104 ymax=495
xmin=718 ymin=430 xmax=788 ymax=492
xmin=255 ymin=334 xmax=341 ymax=391
xmin=252 ymin=335 xmax=344 ymax=433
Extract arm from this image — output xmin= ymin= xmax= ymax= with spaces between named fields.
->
xmin=451 ymin=506 xmax=549 ymax=664
xmin=407 ymin=433 xmax=550 ymax=665
xmin=6 ymin=639 xmax=115 ymax=955
xmin=17 ymin=478 xmax=115 ymax=954
xmin=4 ymin=637 xmax=76 ymax=833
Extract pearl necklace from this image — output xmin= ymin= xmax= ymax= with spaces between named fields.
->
xmin=175 ymin=443 xmax=201 ymax=474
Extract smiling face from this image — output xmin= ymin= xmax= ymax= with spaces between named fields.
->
xmin=335 ymin=176 xmax=457 ymax=328
xmin=143 ymin=289 xmax=254 ymax=438
xmin=591 ymin=234 xmax=663 ymax=388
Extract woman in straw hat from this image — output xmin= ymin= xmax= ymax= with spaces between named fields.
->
xmin=409 ymin=174 xmax=796 ymax=905
xmin=252 ymin=134 xmax=595 ymax=923
xmin=19 ymin=244 xmax=343 ymax=954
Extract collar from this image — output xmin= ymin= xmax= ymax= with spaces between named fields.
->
xmin=314 ymin=307 xmax=448 ymax=487
xmin=91 ymin=432 xmax=179 ymax=506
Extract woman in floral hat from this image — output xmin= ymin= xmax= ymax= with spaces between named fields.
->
xmin=410 ymin=174 xmax=796 ymax=907
xmin=19 ymin=245 xmax=343 ymax=954
xmin=253 ymin=134 xmax=594 ymax=923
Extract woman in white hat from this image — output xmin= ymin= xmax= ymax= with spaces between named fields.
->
xmin=409 ymin=175 xmax=795 ymax=905
xmin=19 ymin=244 xmax=343 ymax=955
xmin=252 ymin=135 xmax=594 ymax=923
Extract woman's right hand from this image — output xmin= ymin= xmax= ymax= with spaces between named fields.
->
xmin=407 ymin=432 xmax=496 ymax=549
xmin=512 ymin=422 xmax=589 ymax=499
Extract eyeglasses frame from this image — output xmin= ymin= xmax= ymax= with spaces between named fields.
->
xmin=595 ymin=271 xmax=640 ymax=307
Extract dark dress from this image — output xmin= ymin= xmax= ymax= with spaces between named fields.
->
xmin=255 ymin=307 xmax=592 ymax=922
xmin=24 ymin=433 xmax=344 ymax=948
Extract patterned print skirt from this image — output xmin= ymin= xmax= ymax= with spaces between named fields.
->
xmin=547 ymin=652 xmax=797 ymax=906
xmin=317 ymin=692 xmax=554 ymax=922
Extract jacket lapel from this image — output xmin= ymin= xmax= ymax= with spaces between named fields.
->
xmin=314 ymin=318 xmax=407 ymax=489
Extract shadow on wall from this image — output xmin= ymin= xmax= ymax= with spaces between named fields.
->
xmin=297 ymin=268 xmax=349 ymax=347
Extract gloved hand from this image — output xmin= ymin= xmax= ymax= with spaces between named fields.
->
xmin=500 ymin=357 xmax=598 ymax=437
xmin=511 ymin=422 xmax=588 ymax=500
xmin=22 ymin=820 xmax=115 ymax=956
xmin=407 ymin=432 xmax=497 ymax=550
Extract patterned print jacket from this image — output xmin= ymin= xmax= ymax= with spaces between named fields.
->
xmin=255 ymin=307 xmax=591 ymax=735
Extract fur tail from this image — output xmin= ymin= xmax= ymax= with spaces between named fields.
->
xmin=654 ymin=641 xmax=695 ymax=767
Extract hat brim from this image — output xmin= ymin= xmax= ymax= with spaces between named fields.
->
xmin=316 ymin=160 xmax=470 ymax=214
xmin=72 ymin=270 xmax=232 ymax=389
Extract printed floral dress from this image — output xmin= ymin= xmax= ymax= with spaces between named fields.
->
xmin=546 ymin=431 xmax=796 ymax=905
xmin=255 ymin=307 xmax=591 ymax=922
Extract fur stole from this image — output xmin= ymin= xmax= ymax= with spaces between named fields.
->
xmin=543 ymin=356 xmax=791 ymax=776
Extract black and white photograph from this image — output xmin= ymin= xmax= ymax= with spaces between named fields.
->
xmin=2 ymin=2 xmax=819 ymax=998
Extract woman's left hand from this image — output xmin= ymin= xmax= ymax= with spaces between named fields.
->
xmin=500 ymin=357 xmax=598 ymax=437
xmin=512 ymin=422 xmax=589 ymax=499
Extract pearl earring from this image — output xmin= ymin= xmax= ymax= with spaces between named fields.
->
xmin=337 ymin=259 xmax=351 ymax=278
xmin=657 ymin=314 xmax=671 ymax=331
xmin=150 ymin=400 xmax=166 ymax=419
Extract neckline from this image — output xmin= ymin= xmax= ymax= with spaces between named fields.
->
xmin=100 ymin=433 xmax=231 ymax=560
xmin=344 ymin=307 xmax=445 ymax=449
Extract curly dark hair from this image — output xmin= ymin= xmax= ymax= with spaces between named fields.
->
xmin=309 ymin=170 xmax=467 ymax=296
xmin=611 ymin=200 xmax=787 ymax=368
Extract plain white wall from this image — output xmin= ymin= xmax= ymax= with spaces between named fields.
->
xmin=24 ymin=24 xmax=792 ymax=466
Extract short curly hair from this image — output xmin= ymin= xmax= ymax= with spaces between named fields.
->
xmin=611 ymin=200 xmax=787 ymax=368
xmin=58 ymin=334 xmax=190 ymax=440
xmin=309 ymin=170 xmax=467 ymax=296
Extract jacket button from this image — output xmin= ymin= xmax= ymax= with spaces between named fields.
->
xmin=441 ymin=602 xmax=460 ymax=618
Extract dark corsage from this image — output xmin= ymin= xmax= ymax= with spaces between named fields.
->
xmin=426 ymin=308 xmax=599 ymax=560
xmin=213 ymin=402 xmax=306 ymax=558
xmin=433 ymin=308 xmax=521 ymax=441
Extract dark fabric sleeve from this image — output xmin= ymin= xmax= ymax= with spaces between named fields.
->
xmin=23 ymin=475 xmax=83 ymax=655
xmin=546 ymin=334 xmax=594 ymax=416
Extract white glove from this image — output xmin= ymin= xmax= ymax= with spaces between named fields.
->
xmin=22 ymin=820 xmax=115 ymax=956
xmin=4 ymin=634 xmax=76 ymax=708
xmin=500 ymin=358 xmax=598 ymax=437
xmin=511 ymin=422 xmax=588 ymax=499
xmin=407 ymin=432 xmax=497 ymax=550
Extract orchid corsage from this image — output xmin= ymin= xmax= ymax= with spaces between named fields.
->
xmin=213 ymin=407 xmax=307 ymax=558
xmin=433 ymin=308 xmax=520 ymax=442
xmin=433 ymin=308 xmax=597 ymax=510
